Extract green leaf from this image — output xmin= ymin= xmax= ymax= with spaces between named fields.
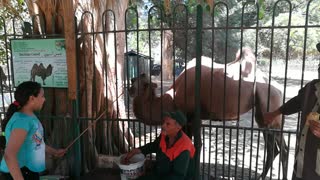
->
xmin=259 ymin=10 xmax=264 ymax=19
xmin=17 ymin=0 xmax=24 ymax=6
xmin=188 ymin=5 xmax=196 ymax=14
xmin=258 ymin=0 xmax=266 ymax=20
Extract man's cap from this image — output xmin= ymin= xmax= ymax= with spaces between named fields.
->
xmin=163 ymin=110 xmax=187 ymax=127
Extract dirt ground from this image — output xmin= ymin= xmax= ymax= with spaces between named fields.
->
xmin=82 ymin=60 xmax=318 ymax=180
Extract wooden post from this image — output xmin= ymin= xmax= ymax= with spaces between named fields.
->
xmin=62 ymin=0 xmax=77 ymax=100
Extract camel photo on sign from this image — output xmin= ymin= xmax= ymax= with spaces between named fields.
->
xmin=30 ymin=63 xmax=53 ymax=85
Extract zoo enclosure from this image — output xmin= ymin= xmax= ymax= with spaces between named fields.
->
xmin=0 ymin=0 xmax=319 ymax=179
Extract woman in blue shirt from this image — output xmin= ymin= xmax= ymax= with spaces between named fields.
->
xmin=0 ymin=81 xmax=66 ymax=180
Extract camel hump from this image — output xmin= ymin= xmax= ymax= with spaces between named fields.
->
xmin=39 ymin=63 xmax=45 ymax=68
xmin=229 ymin=47 xmax=256 ymax=77
xmin=232 ymin=47 xmax=255 ymax=64
xmin=47 ymin=64 xmax=53 ymax=70
xmin=46 ymin=64 xmax=53 ymax=76
xmin=31 ymin=63 xmax=39 ymax=72
xmin=32 ymin=63 xmax=39 ymax=68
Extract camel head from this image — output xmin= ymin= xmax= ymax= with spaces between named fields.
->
xmin=129 ymin=73 xmax=157 ymax=97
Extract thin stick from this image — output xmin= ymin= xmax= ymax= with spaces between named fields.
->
xmin=65 ymin=91 xmax=124 ymax=151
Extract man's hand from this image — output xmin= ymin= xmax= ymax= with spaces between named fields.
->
xmin=263 ymin=109 xmax=281 ymax=125
xmin=123 ymin=148 xmax=141 ymax=164
xmin=309 ymin=120 xmax=320 ymax=138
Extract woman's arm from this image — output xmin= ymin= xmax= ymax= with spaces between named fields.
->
xmin=4 ymin=129 xmax=27 ymax=180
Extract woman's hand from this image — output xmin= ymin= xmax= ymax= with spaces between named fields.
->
xmin=309 ymin=120 xmax=320 ymax=138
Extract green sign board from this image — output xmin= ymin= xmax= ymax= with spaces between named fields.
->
xmin=11 ymin=38 xmax=68 ymax=88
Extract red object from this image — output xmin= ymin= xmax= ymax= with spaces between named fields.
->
xmin=160 ymin=132 xmax=195 ymax=161
xmin=13 ymin=101 xmax=20 ymax=107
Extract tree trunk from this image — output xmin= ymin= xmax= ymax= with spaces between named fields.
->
xmin=162 ymin=30 xmax=173 ymax=80
xmin=24 ymin=0 xmax=131 ymax=175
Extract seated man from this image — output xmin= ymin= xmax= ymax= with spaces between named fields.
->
xmin=125 ymin=110 xmax=195 ymax=180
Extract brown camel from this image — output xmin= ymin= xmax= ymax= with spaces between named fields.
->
xmin=129 ymin=48 xmax=288 ymax=179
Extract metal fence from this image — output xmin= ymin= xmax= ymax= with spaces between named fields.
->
xmin=1 ymin=1 xmax=320 ymax=179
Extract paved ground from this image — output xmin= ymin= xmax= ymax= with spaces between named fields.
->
xmin=80 ymin=168 xmax=121 ymax=180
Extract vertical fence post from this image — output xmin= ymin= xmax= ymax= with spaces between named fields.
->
xmin=194 ymin=4 xmax=203 ymax=180
xmin=72 ymin=19 xmax=81 ymax=176
xmin=72 ymin=99 xmax=81 ymax=178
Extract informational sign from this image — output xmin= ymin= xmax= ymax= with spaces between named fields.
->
xmin=11 ymin=38 xmax=68 ymax=88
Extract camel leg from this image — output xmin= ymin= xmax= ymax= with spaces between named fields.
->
xmin=258 ymin=131 xmax=279 ymax=179
xmin=274 ymin=131 xmax=288 ymax=180
xmin=257 ymin=131 xmax=288 ymax=180
xmin=255 ymin=97 xmax=279 ymax=179
xmin=255 ymin=85 xmax=289 ymax=180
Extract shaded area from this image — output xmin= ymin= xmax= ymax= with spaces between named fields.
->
xmin=78 ymin=162 xmax=277 ymax=180
xmin=80 ymin=160 xmax=155 ymax=180
xmin=80 ymin=168 xmax=121 ymax=180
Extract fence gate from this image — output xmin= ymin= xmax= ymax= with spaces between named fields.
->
xmin=1 ymin=1 xmax=320 ymax=179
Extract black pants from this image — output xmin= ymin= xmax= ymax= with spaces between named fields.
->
xmin=1 ymin=167 xmax=39 ymax=180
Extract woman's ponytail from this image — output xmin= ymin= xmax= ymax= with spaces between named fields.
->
xmin=1 ymin=102 xmax=21 ymax=132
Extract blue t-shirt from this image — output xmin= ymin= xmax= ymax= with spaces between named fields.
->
xmin=0 ymin=112 xmax=45 ymax=172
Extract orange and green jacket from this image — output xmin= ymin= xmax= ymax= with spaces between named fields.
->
xmin=139 ymin=131 xmax=195 ymax=180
